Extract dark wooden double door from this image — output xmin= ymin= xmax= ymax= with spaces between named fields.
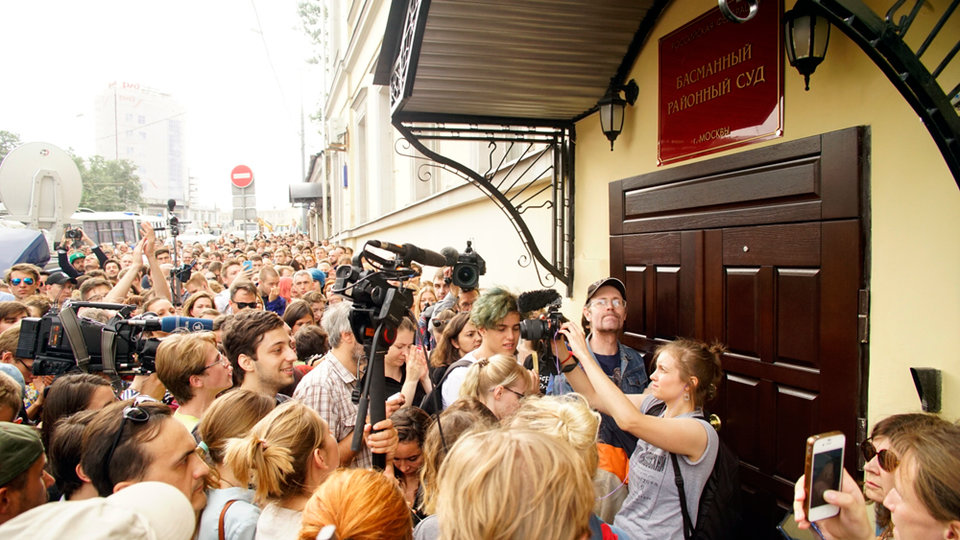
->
xmin=608 ymin=128 xmax=867 ymax=536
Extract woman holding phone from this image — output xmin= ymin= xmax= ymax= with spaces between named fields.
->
xmin=560 ymin=322 xmax=724 ymax=540
xmin=794 ymin=414 xmax=960 ymax=540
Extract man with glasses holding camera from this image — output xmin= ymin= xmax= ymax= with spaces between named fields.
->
xmin=567 ymin=277 xmax=649 ymax=521
xmin=156 ymin=332 xmax=234 ymax=434
xmin=80 ymin=399 xmax=210 ymax=514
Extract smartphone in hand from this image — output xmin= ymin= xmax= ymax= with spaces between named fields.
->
xmin=803 ymin=431 xmax=845 ymax=522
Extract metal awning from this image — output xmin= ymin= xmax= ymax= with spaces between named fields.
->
xmin=376 ymin=0 xmax=667 ymax=122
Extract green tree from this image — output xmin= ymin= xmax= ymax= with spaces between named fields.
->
xmin=77 ymin=155 xmax=143 ymax=211
xmin=0 ymin=130 xmax=22 ymax=163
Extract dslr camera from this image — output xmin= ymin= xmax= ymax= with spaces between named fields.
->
xmin=65 ymin=228 xmax=83 ymax=240
xmin=520 ymin=302 xmax=566 ymax=342
xmin=450 ymin=241 xmax=486 ymax=291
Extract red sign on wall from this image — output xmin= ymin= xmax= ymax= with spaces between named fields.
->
xmin=658 ymin=0 xmax=783 ymax=165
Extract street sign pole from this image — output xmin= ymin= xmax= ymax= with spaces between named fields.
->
xmin=230 ymin=165 xmax=256 ymax=243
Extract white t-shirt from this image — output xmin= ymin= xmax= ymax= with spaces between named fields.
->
xmin=254 ymin=502 xmax=302 ymax=540
xmin=440 ymin=350 xmax=479 ymax=409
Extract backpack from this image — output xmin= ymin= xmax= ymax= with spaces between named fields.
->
xmin=418 ymin=358 xmax=472 ymax=415
xmin=647 ymin=402 xmax=743 ymax=540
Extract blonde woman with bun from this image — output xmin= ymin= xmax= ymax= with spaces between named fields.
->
xmin=458 ymin=354 xmax=531 ymax=420
xmin=561 ymin=322 xmax=725 ymax=540
xmin=225 ymin=400 xmax=339 ymax=540
xmin=435 ymin=428 xmax=594 ymax=540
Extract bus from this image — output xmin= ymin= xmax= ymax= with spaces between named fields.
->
xmin=69 ymin=210 xmax=167 ymax=246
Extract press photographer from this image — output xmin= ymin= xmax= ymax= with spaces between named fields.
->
xmin=517 ymin=288 xmax=572 ymax=394
xmin=420 ymin=241 xmax=486 ymax=348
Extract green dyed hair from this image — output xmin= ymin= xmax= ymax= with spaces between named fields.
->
xmin=469 ymin=287 xmax=518 ymax=329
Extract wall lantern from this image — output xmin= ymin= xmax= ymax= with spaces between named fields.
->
xmin=783 ymin=1 xmax=831 ymax=91
xmin=598 ymin=78 xmax=639 ymax=150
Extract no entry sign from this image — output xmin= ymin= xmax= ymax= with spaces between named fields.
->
xmin=230 ymin=165 xmax=254 ymax=188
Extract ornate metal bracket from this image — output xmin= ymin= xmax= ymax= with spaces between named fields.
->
xmin=392 ymin=116 xmax=575 ymax=295
xmin=719 ymin=0 xmax=760 ymax=22
xmin=810 ymin=0 xmax=960 ymax=188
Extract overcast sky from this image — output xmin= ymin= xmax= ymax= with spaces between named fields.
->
xmin=0 ymin=0 xmax=323 ymax=211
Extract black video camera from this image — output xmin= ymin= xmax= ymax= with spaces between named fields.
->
xmin=15 ymin=302 xmax=166 ymax=386
xmin=450 ymin=241 xmax=486 ymax=291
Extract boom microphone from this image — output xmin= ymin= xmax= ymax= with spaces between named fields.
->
xmin=440 ymin=247 xmax=459 ymax=266
xmin=517 ymin=289 xmax=562 ymax=314
xmin=123 ymin=316 xmax=214 ymax=333
xmin=367 ymin=240 xmax=448 ymax=267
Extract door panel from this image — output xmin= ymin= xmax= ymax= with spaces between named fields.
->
xmin=608 ymin=128 xmax=867 ymax=538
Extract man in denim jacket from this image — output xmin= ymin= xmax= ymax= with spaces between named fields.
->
xmin=558 ymin=277 xmax=649 ymax=450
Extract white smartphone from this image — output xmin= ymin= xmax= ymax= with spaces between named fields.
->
xmin=803 ymin=431 xmax=846 ymax=522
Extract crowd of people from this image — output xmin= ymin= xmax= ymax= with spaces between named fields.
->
xmin=0 ymin=226 xmax=957 ymax=539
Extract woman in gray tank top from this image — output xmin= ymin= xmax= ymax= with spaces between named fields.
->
xmin=560 ymin=323 xmax=725 ymax=540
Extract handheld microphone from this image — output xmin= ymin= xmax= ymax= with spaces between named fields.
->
xmin=367 ymin=240 xmax=448 ymax=267
xmin=124 ymin=316 xmax=214 ymax=332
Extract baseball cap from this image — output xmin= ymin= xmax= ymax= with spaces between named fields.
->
xmin=585 ymin=277 xmax=626 ymax=304
xmin=46 ymin=271 xmax=78 ymax=286
xmin=68 ymin=252 xmax=86 ymax=264
xmin=0 ymin=422 xmax=44 ymax=487
xmin=0 ymin=481 xmax=196 ymax=540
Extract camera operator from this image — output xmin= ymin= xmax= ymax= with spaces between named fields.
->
xmin=440 ymin=287 xmax=521 ymax=410
xmin=56 ymin=228 xmax=107 ymax=279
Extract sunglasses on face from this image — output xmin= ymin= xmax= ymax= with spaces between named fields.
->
xmin=234 ymin=301 xmax=258 ymax=310
xmin=860 ymin=439 xmax=899 ymax=472
xmin=10 ymin=278 xmax=35 ymax=286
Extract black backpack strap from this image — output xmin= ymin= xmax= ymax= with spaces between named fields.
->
xmin=648 ymin=401 xmax=700 ymax=540
xmin=671 ymin=453 xmax=694 ymax=540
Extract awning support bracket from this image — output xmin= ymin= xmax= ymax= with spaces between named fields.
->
xmin=393 ymin=117 xmax=575 ymax=295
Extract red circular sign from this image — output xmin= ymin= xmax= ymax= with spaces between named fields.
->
xmin=230 ymin=165 xmax=254 ymax=188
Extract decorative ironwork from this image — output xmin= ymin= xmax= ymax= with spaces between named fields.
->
xmin=809 ymin=0 xmax=960 ymax=187
xmin=390 ymin=0 xmax=429 ymax=113
xmin=392 ymin=117 xmax=575 ymax=294
xmin=719 ymin=0 xmax=760 ymax=22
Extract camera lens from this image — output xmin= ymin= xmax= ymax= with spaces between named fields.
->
xmin=454 ymin=264 xmax=478 ymax=289
xmin=519 ymin=318 xmax=549 ymax=341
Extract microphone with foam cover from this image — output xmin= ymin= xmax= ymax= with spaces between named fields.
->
xmin=517 ymin=289 xmax=561 ymax=313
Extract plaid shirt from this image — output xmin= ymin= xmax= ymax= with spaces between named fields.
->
xmin=293 ymin=351 xmax=370 ymax=468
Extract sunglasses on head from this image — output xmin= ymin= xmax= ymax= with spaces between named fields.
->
xmin=860 ymin=439 xmax=899 ymax=472
xmin=10 ymin=278 xmax=35 ymax=286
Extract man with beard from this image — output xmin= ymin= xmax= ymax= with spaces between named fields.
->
xmin=561 ymin=277 xmax=649 ymax=521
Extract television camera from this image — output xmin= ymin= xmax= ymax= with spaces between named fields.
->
xmin=333 ymin=240 xmax=454 ymax=469
xmin=15 ymin=301 xmax=212 ymax=392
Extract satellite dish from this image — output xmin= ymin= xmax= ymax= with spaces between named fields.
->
xmin=0 ymin=142 xmax=82 ymax=235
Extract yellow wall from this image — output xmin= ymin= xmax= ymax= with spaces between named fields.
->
xmin=574 ymin=0 xmax=960 ymax=425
